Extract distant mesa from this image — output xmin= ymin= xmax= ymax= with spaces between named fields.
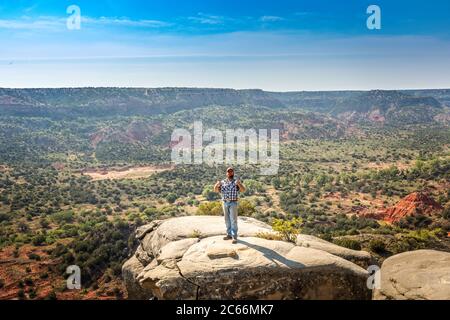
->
xmin=333 ymin=90 xmax=444 ymax=124
xmin=0 ymin=88 xmax=448 ymax=126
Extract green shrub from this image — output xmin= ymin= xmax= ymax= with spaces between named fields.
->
xmin=202 ymin=186 xmax=220 ymax=201
xmin=32 ymin=234 xmax=46 ymax=246
xmin=165 ymin=193 xmax=178 ymax=204
xmin=28 ymin=289 xmax=37 ymax=299
xmin=238 ymin=199 xmax=256 ymax=217
xmin=51 ymin=211 xmax=74 ymax=225
xmin=405 ymin=228 xmax=441 ymax=241
xmin=319 ymin=233 xmax=333 ymax=242
xmin=27 ymin=253 xmax=41 ymax=261
xmin=17 ymin=289 xmax=25 ymax=300
xmin=369 ymin=239 xmax=386 ymax=254
xmin=242 ymin=180 xmax=264 ymax=196
xmin=143 ymin=207 xmax=158 ymax=217
xmin=24 ymin=278 xmax=34 ymax=286
xmin=40 ymin=219 xmax=50 ymax=229
xmin=0 ymin=213 xmax=10 ymax=222
xmin=45 ymin=291 xmax=57 ymax=300
xmin=442 ymin=206 xmax=450 ymax=220
xmin=333 ymin=238 xmax=362 ymax=251
xmin=189 ymin=230 xmax=202 ymax=238
xmin=390 ymin=238 xmax=423 ymax=254
xmin=197 ymin=201 xmax=222 ymax=216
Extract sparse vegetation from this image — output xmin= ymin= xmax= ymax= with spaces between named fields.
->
xmin=0 ymin=88 xmax=449 ymax=299
xmin=255 ymin=232 xmax=283 ymax=241
xmin=190 ymin=230 xmax=202 ymax=238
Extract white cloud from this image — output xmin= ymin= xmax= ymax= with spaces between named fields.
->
xmin=24 ymin=4 xmax=39 ymax=13
xmin=0 ymin=16 xmax=64 ymax=30
xmin=187 ymin=13 xmax=227 ymax=25
xmin=259 ymin=16 xmax=285 ymax=22
xmin=83 ymin=16 xmax=171 ymax=28
xmin=0 ymin=13 xmax=285 ymax=32
xmin=294 ymin=12 xmax=314 ymax=17
xmin=0 ymin=15 xmax=170 ymax=31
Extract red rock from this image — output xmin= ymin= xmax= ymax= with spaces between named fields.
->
xmin=381 ymin=192 xmax=443 ymax=223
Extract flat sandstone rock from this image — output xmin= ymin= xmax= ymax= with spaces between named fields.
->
xmin=123 ymin=216 xmax=373 ymax=300
xmin=296 ymin=234 xmax=373 ymax=268
xmin=373 ymin=250 xmax=450 ymax=300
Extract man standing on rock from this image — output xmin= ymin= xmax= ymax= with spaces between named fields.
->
xmin=214 ymin=167 xmax=246 ymax=244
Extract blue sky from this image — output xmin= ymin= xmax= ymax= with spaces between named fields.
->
xmin=1 ymin=0 xmax=450 ymax=90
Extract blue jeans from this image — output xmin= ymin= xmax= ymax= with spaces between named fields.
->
xmin=223 ymin=201 xmax=238 ymax=238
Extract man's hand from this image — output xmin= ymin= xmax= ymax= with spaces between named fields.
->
xmin=236 ymin=178 xmax=246 ymax=193
xmin=214 ymin=180 xmax=222 ymax=193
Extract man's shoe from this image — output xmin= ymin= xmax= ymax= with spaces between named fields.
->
xmin=223 ymin=235 xmax=232 ymax=240
xmin=232 ymin=238 xmax=238 ymax=244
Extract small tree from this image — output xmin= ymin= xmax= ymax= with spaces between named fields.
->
xmin=272 ymin=217 xmax=303 ymax=243
xmin=165 ymin=193 xmax=178 ymax=204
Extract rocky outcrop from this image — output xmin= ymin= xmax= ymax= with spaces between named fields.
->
xmin=296 ymin=234 xmax=373 ymax=268
xmin=381 ymin=192 xmax=443 ymax=223
xmin=123 ymin=216 xmax=372 ymax=300
xmin=122 ymin=255 xmax=154 ymax=300
xmin=373 ymin=250 xmax=450 ymax=300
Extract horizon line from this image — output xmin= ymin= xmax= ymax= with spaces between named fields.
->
xmin=1 ymin=86 xmax=450 ymax=93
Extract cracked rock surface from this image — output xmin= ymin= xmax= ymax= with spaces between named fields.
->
xmin=373 ymin=250 xmax=450 ymax=300
xmin=122 ymin=215 xmax=372 ymax=300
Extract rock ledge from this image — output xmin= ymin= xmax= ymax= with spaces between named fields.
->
xmin=123 ymin=216 xmax=372 ymax=300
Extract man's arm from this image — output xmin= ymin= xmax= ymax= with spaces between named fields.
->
xmin=214 ymin=180 xmax=222 ymax=193
xmin=236 ymin=179 xmax=246 ymax=193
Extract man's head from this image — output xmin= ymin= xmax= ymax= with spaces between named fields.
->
xmin=226 ymin=167 xmax=234 ymax=179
